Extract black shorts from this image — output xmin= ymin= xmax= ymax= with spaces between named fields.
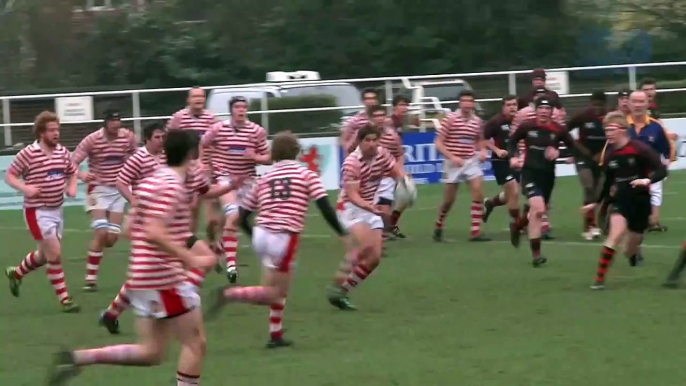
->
xmin=610 ymin=195 xmax=651 ymax=233
xmin=492 ymin=160 xmax=520 ymax=186
xmin=520 ymin=168 xmax=555 ymax=204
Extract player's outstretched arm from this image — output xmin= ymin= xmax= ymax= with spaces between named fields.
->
xmin=237 ymin=207 xmax=254 ymax=237
xmin=315 ymin=196 xmax=347 ymax=236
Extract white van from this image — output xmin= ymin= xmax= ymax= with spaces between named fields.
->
xmin=206 ymin=71 xmax=362 ymax=120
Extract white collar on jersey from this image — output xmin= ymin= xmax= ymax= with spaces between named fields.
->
xmin=30 ymin=140 xmax=62 ymax=152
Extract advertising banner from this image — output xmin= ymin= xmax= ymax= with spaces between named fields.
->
xmin=256 ymin=136 xmax=340 ymax=190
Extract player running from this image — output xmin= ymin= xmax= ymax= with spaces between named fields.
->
xmin=340 ymin=88 xmax=380 ymax=156
xmin=567 ymin=91 xmax=608 ymax=240
xmin=434 ymin=90 xmax=490 ymax=242
xmin=482 ymin=95 xmax=521 ymax=225
xmin=201 ymin=96 xmax=271 ymax=283
xmin=47 ymin=130 xmax=217 ymax=386
xmin=167 ymin=87 xmax=219 ymax=236
xmin=327 ymin=124 xmax=408 ymax=310
xmin=72 ymin=111 xmax=137 ymax=291
xmin=206 ymin=131 xmax=348 ymax=348
xmin=584 ymin=112 xmax=667 ymax=290
xmin=115 ymin=122 xmax=166 ymax=204
xmin=368 ymin=105 xmax=405 ymax=239
xmin=4 ymin=111 xmax=80 ymax=312
xmin=508 ymin=97 xmax=588 ymax=267
xmin=100 ymin=128 xmax=241 ymax=335
xmin=626 ymin=90 xmax=674 ymax=233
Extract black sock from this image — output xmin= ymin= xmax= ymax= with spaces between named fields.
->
xmin=530 ymin=238 xmax=541 ymax=258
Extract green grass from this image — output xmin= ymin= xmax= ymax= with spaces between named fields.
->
xmin=1 ymin=172 xmax=686 ymax=386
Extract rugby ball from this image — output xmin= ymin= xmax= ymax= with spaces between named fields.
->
xmin=394 ymin=175 xmax=417 ymax=211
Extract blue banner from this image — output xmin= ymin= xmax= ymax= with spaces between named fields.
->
xmin=338 ymin=132 xmax=494 ymax=185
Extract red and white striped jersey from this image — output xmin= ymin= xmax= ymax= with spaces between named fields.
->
xmin=512 ymin=106 xmax=567 ymax=154
xmin=341 ymin=111 xmax=370 ymax=153
xmin=201 ymin=120 xmax=269 ymax=179
xmin=242 ymin=160 xmax=327 ymax=234
xmin=379 ymin=123 xmax=404 ymax=160
xmin=185 ymin=161 xmax=210 ymax=197
xmin=126 ymin=167 xmax=192 ymax=290
xmin=8 ymin=142 xmax=77 ymax=209
xmin=117 ymin=146 xmax=165 ymax=196
xmin=437 ymin=112 xmax=483 ymax=158
xmin=167 ymin=108 xmax=217 ymax=165
xmin=72 ymin=128 xmax=137 ymax=187
xmin=338 ymin=147 xmax=395 ymax=205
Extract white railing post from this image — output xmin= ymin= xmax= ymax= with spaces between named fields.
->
xmin=131 ymin=91 xmax=142 ymax=141
xmin=508 ymin=73 xmax=517 ymax=95
xmin=3 ymin=99 xmax=11 ymax=147
xmin=629 ymin=66 xmax=637 ymax=90
xmin=384 ymin=80 xmax=393 ymax=114
xmin=260 ymin=91 xmax=269 ymax=134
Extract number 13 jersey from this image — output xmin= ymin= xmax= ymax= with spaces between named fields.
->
xmin=241 ymin=160 xmax=328 ymax=233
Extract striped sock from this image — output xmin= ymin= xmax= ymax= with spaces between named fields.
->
xmin=222 ymin=229 xmax=238 ymax=269
xmin=470 ymin=201 xmax=483 ymax=237
xmin=85 ymin=249 xmax=104 ymax=284
xmin=596 ymin=246 xmax=615 ymax=283
xmin=435 ymin=208 xmax=449 ymax=229
xmin=105 ymin=284 xmax=130 ymax=319
xmin=341 ymin=265 xmax=372 ymax=293
xmin=46 ymin=260 xmax=70 ymax=303
xmin=177 ymin=372 xmax=200 ymax=385
xmin=269 ymin=298 xmax=287 ymax=339
xmin=15 ymin=251 xmax=44 ymax=279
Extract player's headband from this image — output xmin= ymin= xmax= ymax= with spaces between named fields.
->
xmin=604 ymin=123 xmax=626 ymax=130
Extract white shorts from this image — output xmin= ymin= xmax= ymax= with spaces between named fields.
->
xmin=336 ymin=202 xmax=384 ymax=230
xmin=24 ymin=207 xmax=64 ymax=241
xmin=443 ymin=156 xmax=483 ymax=184
xmin=650 ymin=180 xmax=663 ymax=207
xmin=375 ymin=177 xmax=396 ymax=203
xmin=217 ymin=176 xmax=256 ymax=215
xmin=86 ymin=185 xmax=127 ymax=213
xmin=128 ymin=281 xmax=200 ymax=319
xmin=252 ymin=227 xmax=300 ymax=273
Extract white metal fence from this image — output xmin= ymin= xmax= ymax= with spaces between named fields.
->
xmin=3 ymin=61 xmax=686 ymax=149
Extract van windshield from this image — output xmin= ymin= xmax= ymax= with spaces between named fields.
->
xmin=279 ymin=84 xmax=362 ymax=116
